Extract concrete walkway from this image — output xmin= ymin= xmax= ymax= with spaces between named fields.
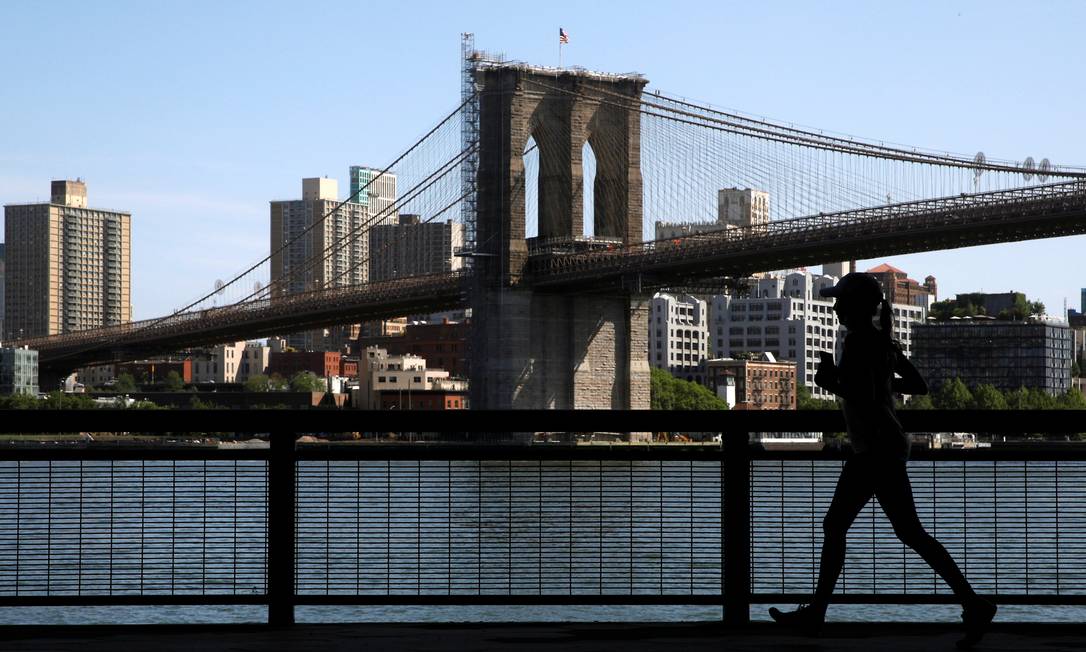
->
xmin=3 ymin=622 xmax=1085 ymax=652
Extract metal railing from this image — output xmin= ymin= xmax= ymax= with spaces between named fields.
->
xmin=1 ymin=409 xmax=1084 ymax=626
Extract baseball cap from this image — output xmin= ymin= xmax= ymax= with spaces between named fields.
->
xmin=819 ymin=272 xmax=883 ymax=304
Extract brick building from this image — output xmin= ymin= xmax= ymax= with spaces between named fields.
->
xmin=704 ymin=355 xmax=797 ymax=410
xmin=866 ymin=263 xmax=937 ymax=309
xmin=268 ymin=350 xmax=341 ymax=379
xmin=356 ymin=319 xmax=469 ymax=377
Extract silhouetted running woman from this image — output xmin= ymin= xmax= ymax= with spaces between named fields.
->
xmin=769 ymin=273 xmax=996 ymax=649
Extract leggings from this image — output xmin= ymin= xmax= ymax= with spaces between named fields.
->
xmin=812 ymin=454 xmax=976 ymax=607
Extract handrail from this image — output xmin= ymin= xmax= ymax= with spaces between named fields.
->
xmin=1 ymin=409 xmax=1086 ymax=627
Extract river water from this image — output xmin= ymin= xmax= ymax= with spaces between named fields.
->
xmin=0 ymin=458 xmax=1083 ymax=625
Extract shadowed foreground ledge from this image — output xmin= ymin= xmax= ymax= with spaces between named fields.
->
xmin=2 ymin=622 xmax=1086 ymax=652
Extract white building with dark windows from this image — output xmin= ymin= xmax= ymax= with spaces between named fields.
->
xmin=709 ymin=271 xmax=926 ymax=399
xmin=649 ymin=293 xmax=709 ymax=383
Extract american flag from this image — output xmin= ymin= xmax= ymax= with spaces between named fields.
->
xmin=559 ymin=28 xmax=569 ymax=44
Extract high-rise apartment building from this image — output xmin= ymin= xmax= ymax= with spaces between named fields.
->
xmin=3 ymin=180 xmax=131 ymax=339
xmin=348 ymin=166 xmax=397 ymax=225
xmin=709 ymin=271 xmax=926 ymax=399
xmin=270 ymin=177 xmax=368 ymax=351
xmin=369 ymin=214 xmax=464 ymax=282
xmin=649 ymin=293 xmax=709 ymax=383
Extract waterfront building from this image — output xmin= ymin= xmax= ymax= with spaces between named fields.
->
xmin=355 ymin=346 xmax=465 ymax=409
xmin=116 ymin=359 xmax=192 ymax=385
xmin=270 ymin=177 xmax=367 ymax=351
xmin=76 ymin=364 xmax=116 ymax=388
xmin=866 ymin=263 xmax=937 ymax=309
xmin=710 ymin=270 xmax=926 ymax=399
xmin=356 ymin=318 xmax=470 ymax=378
xmin=3 ymin=180 xmax=131 ymax=339
xmin=191 ymin=341 xmax=268 ymax=384
xmin=268 ymin=350 xmax=341 ymax=380
xmin=704 ymin=353 xmax=797 ymax=410
xmin=649 ymin=293 xmax=709 ymax=383
xmin=912 ymin=320 xmax=1073 ymax=394
xmin=368 ymin=214 xmax=463 ymax=282
xmin=0 ymin=346 xmax=38 ymax=395
xmin=348 ymin=165 xmax=397 ymax=224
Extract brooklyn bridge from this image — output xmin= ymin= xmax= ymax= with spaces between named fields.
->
xmin=15 ymin=53 xmax=1086 ymax=409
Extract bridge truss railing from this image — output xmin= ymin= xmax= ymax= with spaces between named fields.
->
xmin=21 ymin=272 xmax=468 ymax=365
xmin=1 ymin=409 xmax=1084 ymax=626
xmin=528 ymin=180 xmax=1086 ymax=285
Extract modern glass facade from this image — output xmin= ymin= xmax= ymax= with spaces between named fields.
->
xmin=0 ymin=347 xmax=39 ymax=395
xmin=912 ymin=321 xmax=1072 ymax=395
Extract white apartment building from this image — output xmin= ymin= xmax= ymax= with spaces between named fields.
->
xmin=192 ymin=341 xmax=269 ymax=384
xmin=649 ymin=293 xmax=709 ymax=383
xmin=710 ymin=271 xmax=926 ymax=399
xmin=355 ymin=346 xmax=454 ymax=409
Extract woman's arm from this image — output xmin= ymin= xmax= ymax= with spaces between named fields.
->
xmin=891 ymin=347 xmax=928 ymax=395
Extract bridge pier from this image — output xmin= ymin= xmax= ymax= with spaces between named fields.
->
xmin=469 ymin=63 xmax=650 ymax=411
xmin=472 ymin=289 xmax=649 ymax=409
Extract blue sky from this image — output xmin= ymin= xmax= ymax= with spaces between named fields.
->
xmin=2 ymin=1 xmax=1085 ymax=319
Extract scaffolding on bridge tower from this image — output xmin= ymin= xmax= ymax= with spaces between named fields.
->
xmin=460 ymin=33 xmax=480 ymax=263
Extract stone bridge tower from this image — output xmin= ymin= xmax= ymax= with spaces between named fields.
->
xmin=470 ymin=64 xmax=651 ymax=410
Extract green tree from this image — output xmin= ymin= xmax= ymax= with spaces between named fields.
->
xmin=289 ymin=371 xmax=326 ymax=393
xmin=934 ymin=378 xmax=973 ymax=409
xmin=1057 ymin=389 xmax=1086 ymax=409
xmin=796 ymin=384 xmax=838 ymax=410
xmin=113 ymin=373 xmax=137 ymax=393
xmin=1004 ymin=386 xmax=1031 ymax=410
xmin=972 ymin=384 xmax=1007 ymax=410
xmin=41 ymin=391 xmax=97 ymax=410
xmin=163 ymin=370 xmax=185 ymax=392
xmin=0 ymin=393 xmax=41 ymax=409
xmin=1026 ymin=387 xmax=1057 ymax=410
xmin=244 ymin=374 xmax=272 ymax=392
xmin=650 ymin=368 xmax=729 ymax=410
xmin=1072 ymin=359 xmax=1082 ymax=378
xmin=903 ymin=394 xmax=934 ymax=410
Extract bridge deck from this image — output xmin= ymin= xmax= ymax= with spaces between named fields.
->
xmin=2 ymin=622 xmax=1084 ymax=652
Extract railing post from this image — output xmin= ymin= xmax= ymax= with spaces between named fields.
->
xmin=267 ymin=430 xmax=296 ymax=626
xmin=722 ymin=430 xmax=751 ymax=628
